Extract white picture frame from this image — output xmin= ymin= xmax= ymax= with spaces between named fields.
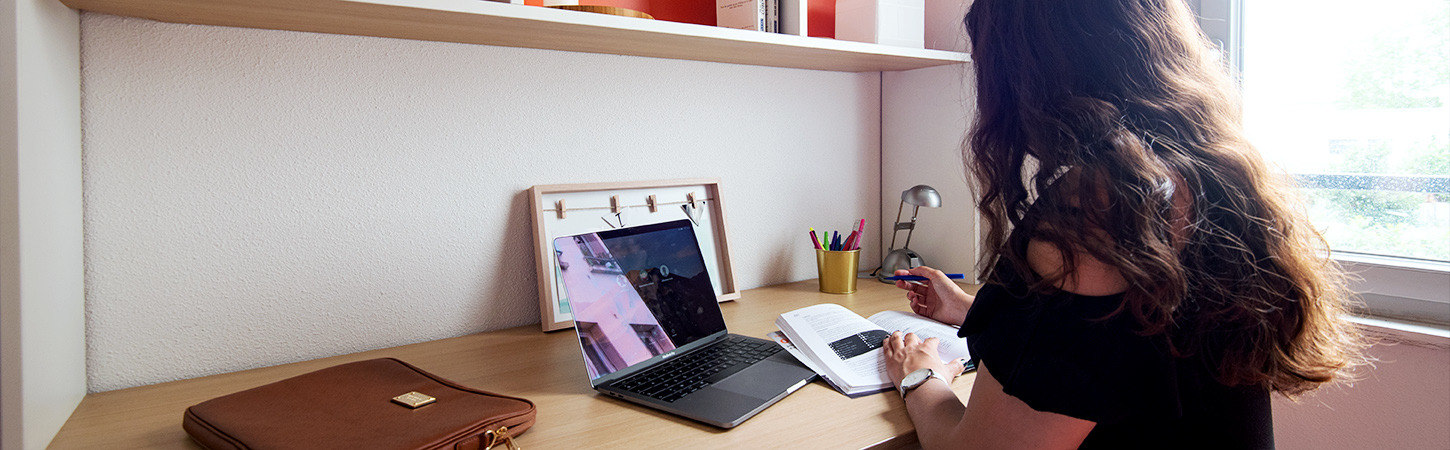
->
xmin=528 ymin=178 xmax=739 ymax=332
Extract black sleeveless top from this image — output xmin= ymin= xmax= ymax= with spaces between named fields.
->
xmin=958 ymin=227 xmax=1274 ymax=449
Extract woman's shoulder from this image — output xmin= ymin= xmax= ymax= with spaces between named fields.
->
xmin=1026 ymin=237 xmax=1130 ymax=297
xmin=1020 ymin=165 xmax=1193 ymax=297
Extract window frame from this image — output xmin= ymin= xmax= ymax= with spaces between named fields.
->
xmin=1193 ymin=0 xmax=1450 ymax=326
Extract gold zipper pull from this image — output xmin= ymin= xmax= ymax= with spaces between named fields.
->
xmin=483 ymin=426 xmax=520 ymax=450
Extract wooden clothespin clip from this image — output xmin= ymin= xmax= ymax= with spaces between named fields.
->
xmin=687 ymin=192 xmax=698 ymax=210
xmin=556 ymin=199 xmax=567 ymax=219
xmin=611 ymin=195 xmax=622 ymax=214
xmin=647 ymin=195 xmax=658 ymax=213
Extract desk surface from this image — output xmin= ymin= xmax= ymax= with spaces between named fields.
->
xmin=49 ymin=279 xmax=981 ymax=449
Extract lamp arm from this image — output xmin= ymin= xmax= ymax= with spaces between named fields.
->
xmin=887 ymin=200 xmax=906 ymax=250
xmin=902 ymin=205 xmax=921 ymax=249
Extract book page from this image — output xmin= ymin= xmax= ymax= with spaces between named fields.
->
xmin=775 ymin=304 xmax=891 ymax=392
xmin=766 ymin=330 xmax=849 ymax=392
xmin=867 ymin=310 xmax=971 ymax=362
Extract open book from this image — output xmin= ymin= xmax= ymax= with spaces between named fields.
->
xmin=771 ymin=303 xmax=972 ymax=397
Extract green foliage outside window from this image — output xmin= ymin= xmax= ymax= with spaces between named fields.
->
xmin=1307 ymin=2 xmax=1450 ymax=261
xmin=1309 ymin=138 xmax=1449 ymax=261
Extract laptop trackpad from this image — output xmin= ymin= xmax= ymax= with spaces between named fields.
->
xmin=712 ymin=360 xmax=804 ymax=399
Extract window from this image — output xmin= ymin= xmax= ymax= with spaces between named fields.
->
xmin=1196 ymin=0 xmax=1450 ymax=324
xmin=1242 ymin=0 xmax=1448 ymax=262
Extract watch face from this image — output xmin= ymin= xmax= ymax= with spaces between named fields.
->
xmin=903 ymin=368 xmax=933 ymax=387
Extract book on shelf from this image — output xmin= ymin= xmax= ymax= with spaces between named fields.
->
xmin=717 ymin=0 xmax=783 ymax=33
xmin=779 ymin=0 xmax=807 ymax=36
xmin=768 ymin=0 xmax=778 ymax=32
xmin=770 ymin=303 xmax=972 ymax=397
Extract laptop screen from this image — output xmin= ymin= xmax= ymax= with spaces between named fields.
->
xmin=553 ymin=219 xmax=727 ymax=381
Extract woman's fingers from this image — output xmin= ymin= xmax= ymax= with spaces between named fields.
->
xmin=886 ymin=331 xmax=918 ymax=350
xmin=909 ymin=265 xmax=951 ymax=285
xmin=885 ymin=331 xmax=903 ymax=352
xmin=904 ymin=332 xmax=919 ymax=346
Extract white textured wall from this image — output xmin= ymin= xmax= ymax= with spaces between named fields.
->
xmin=81 ymin=14 xmax=881 ymax=392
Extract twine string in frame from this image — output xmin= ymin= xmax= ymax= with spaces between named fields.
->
xmin=546 ymin=193 xmax=711 ymax=228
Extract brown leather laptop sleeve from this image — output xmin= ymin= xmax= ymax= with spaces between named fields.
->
xmin=183 ymin=358 xmax=535 ymax=450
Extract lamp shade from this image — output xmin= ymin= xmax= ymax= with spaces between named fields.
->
xmin=901 ymin=185 xmax=941 ymax=208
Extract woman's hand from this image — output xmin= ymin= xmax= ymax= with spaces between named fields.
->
xmin=882 ymin=331 xmax=963 ymax=388
xmin=893 ymin=266 xmax=974 ymax=326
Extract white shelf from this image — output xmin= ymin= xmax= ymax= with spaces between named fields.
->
xmin=59 ymin=0 xmax=971 ymax=72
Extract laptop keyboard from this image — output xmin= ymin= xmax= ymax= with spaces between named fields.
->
xmin=612 ymin=336 xmax=783 ymax=403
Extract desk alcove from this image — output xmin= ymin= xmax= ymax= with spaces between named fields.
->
xmin=50 ymin=280 xmax=983 ymax=449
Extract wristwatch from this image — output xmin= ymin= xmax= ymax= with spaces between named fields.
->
xmin=897 ymin=368 xmax=949 ymax=398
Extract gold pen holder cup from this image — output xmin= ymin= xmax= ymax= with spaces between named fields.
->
xmin=816 ymin=249 xmax=860 ymax=294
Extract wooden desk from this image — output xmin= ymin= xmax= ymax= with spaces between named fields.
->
xmin=49 ymin=280 xmax=980 ymax=449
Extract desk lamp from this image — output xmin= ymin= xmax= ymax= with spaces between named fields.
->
xmin=877 ymin=185 xmax=941 ymax=283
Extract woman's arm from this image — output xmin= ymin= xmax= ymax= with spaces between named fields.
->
xmin=885 ymin=332 xmax=1096 ymax=449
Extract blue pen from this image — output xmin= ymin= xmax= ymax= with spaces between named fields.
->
xmin=883 ymin=274 xmax=966 ymax=281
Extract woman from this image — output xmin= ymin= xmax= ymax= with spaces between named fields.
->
xmin=881 ymin=1 xmax=1365 ymax=449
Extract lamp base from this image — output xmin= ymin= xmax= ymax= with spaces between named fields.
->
xmin=877 ymin=248 xmax=924 ymax=283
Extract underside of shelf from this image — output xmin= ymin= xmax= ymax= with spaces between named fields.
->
xmin=58 ymin=0 xmax=970 ymax=72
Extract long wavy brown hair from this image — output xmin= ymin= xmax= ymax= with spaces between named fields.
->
xmin=964 ymin=0 xmax=1364 ymax=396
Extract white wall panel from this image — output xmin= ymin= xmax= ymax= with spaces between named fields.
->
xmin=880 ymin=64 xmax=976 ymax=281
xmin=2 ymin=0 xmax=85 ymax=447
xmin=81 ymin=13 xmax=880 ymax=391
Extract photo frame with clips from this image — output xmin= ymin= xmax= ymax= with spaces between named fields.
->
xmin=528 ymin=178 xmax=738 ymax=332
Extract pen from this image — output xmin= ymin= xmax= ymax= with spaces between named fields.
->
xmin=855 ymin=219 xmax=865 ymax=250
xmin=883 ymin=274 xmax=966 ymax=281
xmin=809 ymin=228 xmax=821 ymax=250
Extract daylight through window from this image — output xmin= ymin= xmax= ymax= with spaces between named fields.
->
xmin=1240 ymin=0 xmax=1450 ymax=262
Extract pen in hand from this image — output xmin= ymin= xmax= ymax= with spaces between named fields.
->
xmin=883 ymin=274 xmax=965 ymax=281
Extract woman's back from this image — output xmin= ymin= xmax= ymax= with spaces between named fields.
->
xmin=963 ymin=210 xmax=1274 ymax=449
xmin=881 ymin=2 xmax=1365 ymax=448
xmin=963 ymin=0 xmax=1365 ymax=398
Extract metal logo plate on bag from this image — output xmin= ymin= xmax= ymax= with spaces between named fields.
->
xmin=391 ymin=391 xmax=437 ymax=409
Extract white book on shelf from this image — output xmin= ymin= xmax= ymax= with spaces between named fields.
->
xmin=779 ymin=0 xmax=807 ymax=36
xmin=837 ymin=0 xmax=926 ymax=48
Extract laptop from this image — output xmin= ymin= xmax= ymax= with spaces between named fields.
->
xmin=553 ymin=219 xmax=817 ymax=428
